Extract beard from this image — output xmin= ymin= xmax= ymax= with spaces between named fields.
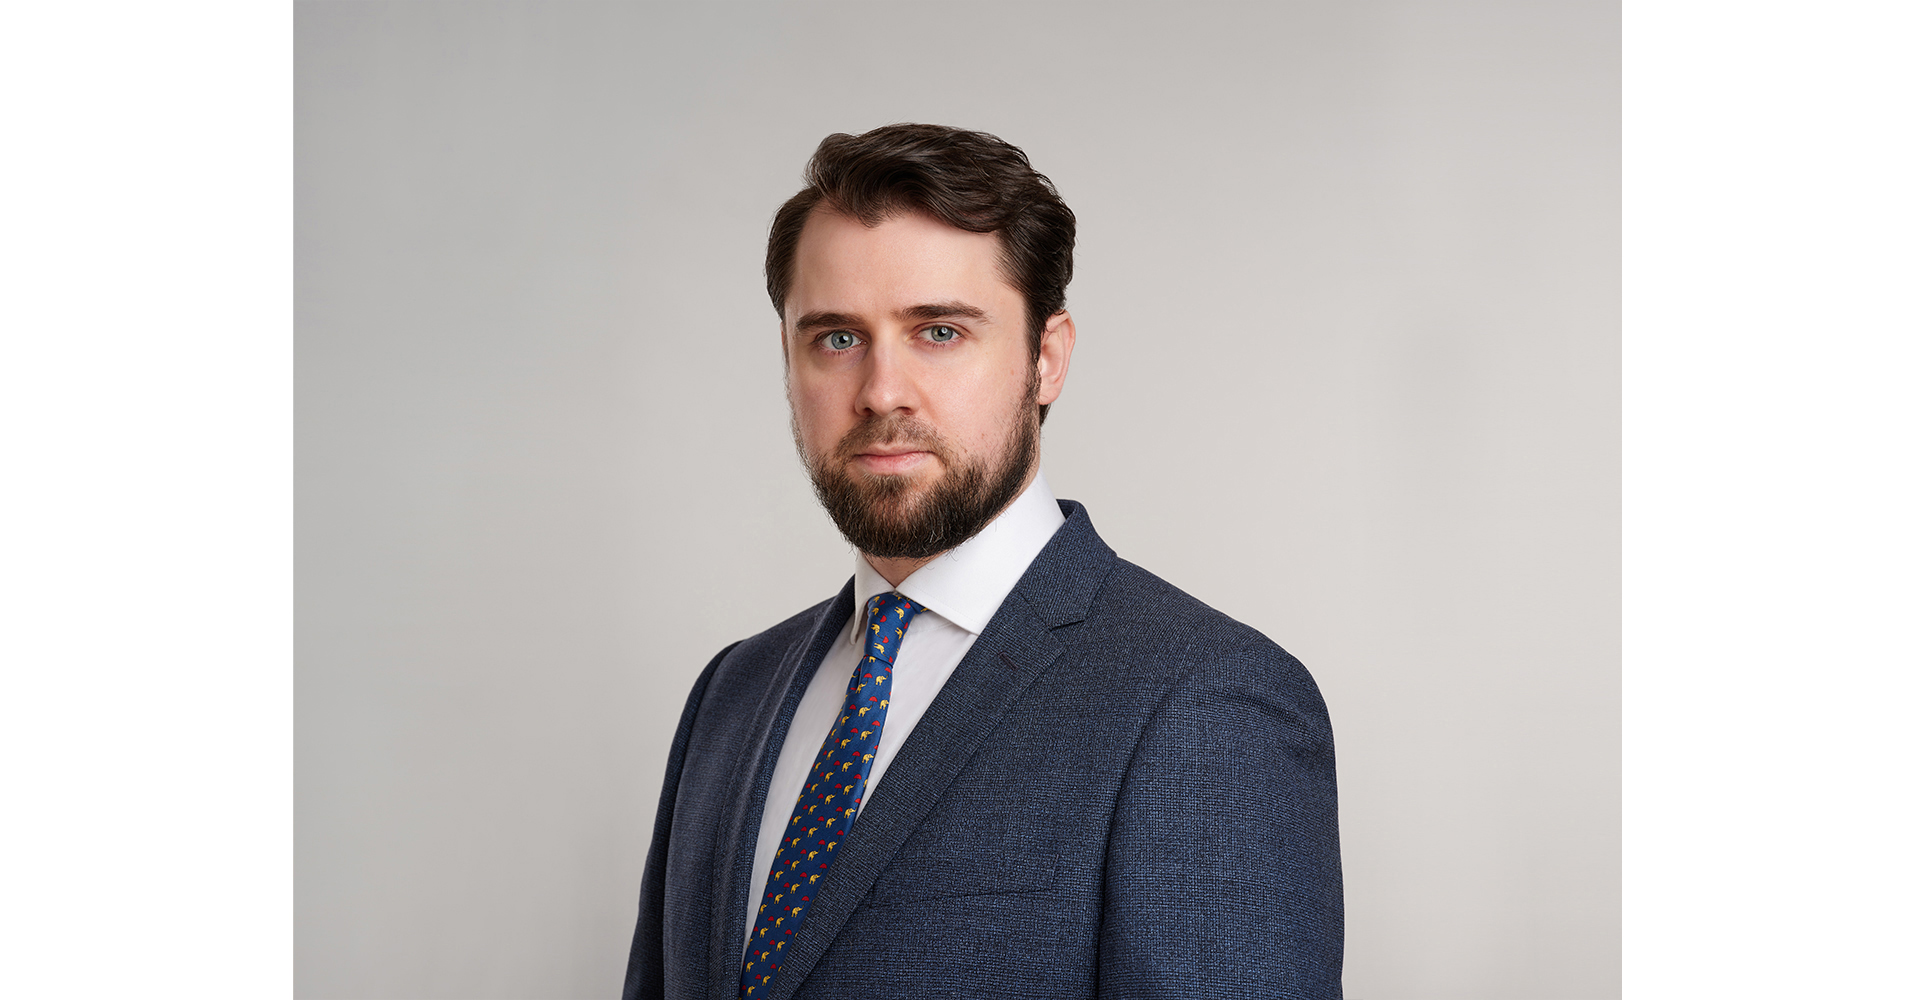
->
xmin=798 ymin=380 xmax=1040 ymax=561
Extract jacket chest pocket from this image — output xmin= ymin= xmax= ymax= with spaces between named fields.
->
xmin=868 ymin=822 xmax=1061 ymax=906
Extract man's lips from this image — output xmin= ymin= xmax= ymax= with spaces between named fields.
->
xmin=851 ymin=449 xmax=933 ymax=474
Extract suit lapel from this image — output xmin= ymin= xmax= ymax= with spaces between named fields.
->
xmin=706 ymin=579 xmax=855 ymax=1000
xmin=763 ymin=502 xmax=1116 ymax=1000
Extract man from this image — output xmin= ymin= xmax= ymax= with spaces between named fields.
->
xmin=623 ymin=124 xmax=1342 ymax=1000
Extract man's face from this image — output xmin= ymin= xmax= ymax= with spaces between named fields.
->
xmin=783 ymin=208 xmax=1073 ymax=560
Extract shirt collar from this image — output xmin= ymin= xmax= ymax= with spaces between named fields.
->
xmin=847 ymin=470 xmax=1066 ymax=640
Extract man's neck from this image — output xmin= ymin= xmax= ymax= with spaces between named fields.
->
xmin=863 ymin=553 xmax=936 ymax=588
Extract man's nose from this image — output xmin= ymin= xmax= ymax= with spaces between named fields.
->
xmin=853 ymin=337 xmax=918 ymax=417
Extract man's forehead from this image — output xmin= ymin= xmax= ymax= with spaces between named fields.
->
xmin=794 ymin=206 xmax=1006 ymax=274
xmin=786 ymin=208 xmax=1018 ymax=319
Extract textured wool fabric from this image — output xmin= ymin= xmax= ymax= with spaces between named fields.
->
xmin=740 ymin=593 xmax=923 ymax=998
xmin=623 ymin=502 xmax=1344 ymax=1000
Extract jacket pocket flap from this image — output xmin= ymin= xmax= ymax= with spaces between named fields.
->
xmin=869 ymin=852 xmax=1059 ymax=906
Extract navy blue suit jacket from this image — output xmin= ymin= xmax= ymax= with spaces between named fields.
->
xmin=623 ymin=502 xmax=1343 ymax=999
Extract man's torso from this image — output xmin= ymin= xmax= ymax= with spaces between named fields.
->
xmin=630 ymin=502 xmax=1343 ymax=1000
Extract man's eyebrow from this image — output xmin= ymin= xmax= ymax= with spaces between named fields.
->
xmin=792 ymin=311 xmax=864 ymax=332
xmin=792 ymin=302 xmax=991 ymax=332
xmin=896 ymin=301 xmax=989 ymax=323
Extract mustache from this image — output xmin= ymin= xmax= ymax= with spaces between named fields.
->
xmin=830 ymin=414 xmax=954 ymax=465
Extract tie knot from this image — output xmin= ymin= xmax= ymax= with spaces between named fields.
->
xmin=862 ymin=593 xmax=923 ymax=665
xmin=866 ymin=592 xmax=923 ymax=626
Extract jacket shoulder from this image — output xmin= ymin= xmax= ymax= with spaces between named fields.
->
xmin=1076 ymin=559 xmax=1330 ymax=732
xmin=1091 ymin=558 xmax=1301 ymax=664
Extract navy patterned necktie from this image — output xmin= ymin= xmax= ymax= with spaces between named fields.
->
xmin=740 ymin=592 xmax=923 ymax=998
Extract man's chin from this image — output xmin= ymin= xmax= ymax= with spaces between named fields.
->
xmin=807 ymin=413 xmax=1033 ymax=560
xmin=841 ymin=471 xmax=939 ymax=506
xmin=836 ymin=458 xmax=940 ymax=490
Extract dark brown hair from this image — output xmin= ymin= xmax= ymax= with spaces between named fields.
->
xmin=765 ymin=124 xmax=1076 ymax=415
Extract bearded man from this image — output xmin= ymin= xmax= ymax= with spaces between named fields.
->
xmin=622 ymin=124 xmax=1344 ymax=1000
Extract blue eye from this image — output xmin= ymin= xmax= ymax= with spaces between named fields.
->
xmin=924 ymin=325 xmax=958 ymax=343
xmin=825 ymin=331 xmax=860 ymax=351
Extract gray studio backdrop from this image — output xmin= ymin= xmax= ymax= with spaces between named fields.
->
xmin=296 ymin=3 xmax=1618 ymax=998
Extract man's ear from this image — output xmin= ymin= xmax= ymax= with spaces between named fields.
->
xmin=1036 ymin=310 xmax=1076 ymax=407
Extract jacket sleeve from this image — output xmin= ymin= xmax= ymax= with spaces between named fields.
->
xmin=1097 ymin=643 xmax=1344 ymax=1000
xmin=621 ymin=642 xmax=736 ymax=1000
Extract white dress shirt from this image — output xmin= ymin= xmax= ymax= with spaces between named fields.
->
xmin=741 ymin=471 xmax=1067 ymax=955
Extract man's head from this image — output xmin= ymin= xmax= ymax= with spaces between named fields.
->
xmin=768 ymin=125 xmax=1077 ymax=565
